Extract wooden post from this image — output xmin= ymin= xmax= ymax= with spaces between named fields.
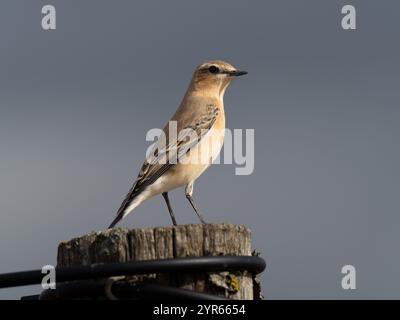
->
xmin=57 ymin=223 xmax=261 ymax=300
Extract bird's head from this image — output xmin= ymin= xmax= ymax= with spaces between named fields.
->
xmin=190 ymin=60 xmax=247 ymax=97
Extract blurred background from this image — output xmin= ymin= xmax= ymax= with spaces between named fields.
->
xmin=0 ymin=0 xmax=399 ymax=299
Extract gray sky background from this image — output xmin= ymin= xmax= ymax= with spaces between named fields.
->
xmin=0 ymin=0 xmax=399 ymax=299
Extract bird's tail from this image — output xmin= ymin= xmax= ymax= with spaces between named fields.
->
xmin=108 ymin=212 xmax=125 ymax=229
xmin=108 ymin=191 xmax=144 ymax=228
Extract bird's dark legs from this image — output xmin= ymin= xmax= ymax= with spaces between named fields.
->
xmin=185 ymin=182 xmax=206 ymax=224
xmin=162 ymin=192 xmax=177 ymax=226
xmin=185 ymin=194 xmax=206 ymax=224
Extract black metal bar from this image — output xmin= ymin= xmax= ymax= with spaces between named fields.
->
xmin=118 ymin=283 xmax=229 ymax=300
xmin=20 ymin=295 xmax=41 ymax=300
xmin=39 ymin=280 xmax=228 ymax=300
xmin=0 ymin=256 xmax=266 ymax=289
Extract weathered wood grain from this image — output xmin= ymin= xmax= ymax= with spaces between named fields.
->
xmin=57 ymin=223 xmax=259 ymax=299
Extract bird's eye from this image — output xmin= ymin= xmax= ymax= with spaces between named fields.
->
xmin=208 ymin=65 xmax=220 ymax=74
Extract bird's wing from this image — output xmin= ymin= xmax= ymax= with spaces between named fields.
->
xmin=115 ymin=104 xmax=219 ymax=217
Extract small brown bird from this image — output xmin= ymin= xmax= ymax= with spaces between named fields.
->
xmin=109 ymin=60 xmax=247 ymax=228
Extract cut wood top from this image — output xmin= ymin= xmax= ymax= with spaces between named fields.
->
xmin=57 ymin=223 xmax=252 ymax=266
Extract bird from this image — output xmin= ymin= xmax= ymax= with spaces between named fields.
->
xmin=108 ymin=60 xmax=247 ymax=228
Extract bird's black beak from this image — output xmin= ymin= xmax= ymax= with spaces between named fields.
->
xmin=227 ymin=70 xmax=248 ymax=77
